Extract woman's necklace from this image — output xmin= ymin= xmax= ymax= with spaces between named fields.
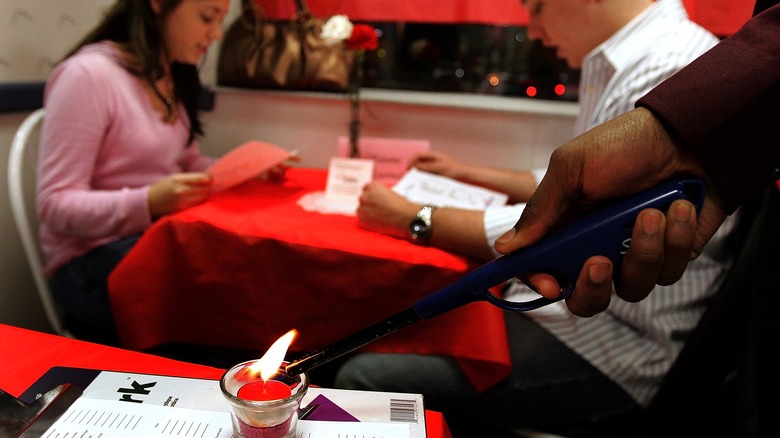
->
xmin=151 ymin=79 xmax=176 ymax=121
xmin=160 ymin=88 xmax=174 ymax=110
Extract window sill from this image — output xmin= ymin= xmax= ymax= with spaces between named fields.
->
xmin=215 ymin=86 xmax=579 ymax=117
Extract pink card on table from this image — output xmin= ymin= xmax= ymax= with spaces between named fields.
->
xmin=207 ymin=140 xmax=294 ymax=192
xmin=337 ymin=136 xmax=430 ymax=185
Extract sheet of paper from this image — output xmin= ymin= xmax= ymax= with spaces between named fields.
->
xmin=302 ymin=421 xmax=410 ymax=437
xmin=207 ymin=140 xmax=294 ymax=192
xmin=337 ymin=136 xmax=430 ymax=185
xmin=43 ymin=397 xmax=233 ymax=437
xmin=306 ymin=157 xmax=374 ymax=215
xmin=393 ymin=168 xmax=508 ymax=210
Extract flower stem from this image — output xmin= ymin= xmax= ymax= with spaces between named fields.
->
xmin=348 ymin=50 xmax=365 ymax=158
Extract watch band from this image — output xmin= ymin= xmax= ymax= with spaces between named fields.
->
xmin=410 ymin=205 xmax=436 ymax=244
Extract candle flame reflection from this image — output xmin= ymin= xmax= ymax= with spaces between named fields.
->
xmin=248 ymin=329 xmax=297 ymax=381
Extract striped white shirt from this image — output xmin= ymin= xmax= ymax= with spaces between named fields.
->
xmin=484 ymin=0 xmax=728 ymax=405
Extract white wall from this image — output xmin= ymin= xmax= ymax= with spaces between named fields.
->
xmin=0 ymin=1 xmax=115 ymax=82
xmin=201 ymin=88 xmax=576 ymax=170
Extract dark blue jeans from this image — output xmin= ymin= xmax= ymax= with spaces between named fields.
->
xmin=334 ymin=311 xmax=642 ymax=437
xmin=49 ymin=234 xmax=141 ymax=346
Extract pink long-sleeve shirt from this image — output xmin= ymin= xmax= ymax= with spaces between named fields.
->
xmin=38 ymin=42 xmax=214 ymax=277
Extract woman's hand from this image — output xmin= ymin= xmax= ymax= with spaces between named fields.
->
xmin=148 ymin=172 xmax=213 ymax=218
xmin=260 ymin=154 xmax=301 ymax=182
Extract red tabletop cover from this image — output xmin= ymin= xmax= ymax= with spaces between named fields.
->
xmin=108 ymin=168 xmax=512 ymax=393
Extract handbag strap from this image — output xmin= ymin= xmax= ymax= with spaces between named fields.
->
xmin=241 ymin=0 xmax=313 ymax=19
xmin=294 ymin=0 xmax=312 ymax=17
xmin=239 ymin=0 xmax=257 ymax=22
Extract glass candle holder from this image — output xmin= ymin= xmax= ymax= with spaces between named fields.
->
xmin=220 ymin=360 xmax=309 ymax=438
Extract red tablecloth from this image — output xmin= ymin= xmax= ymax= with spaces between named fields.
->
xmin=0 ymin=324 xmax=450 ymax=438
xmin=108 ymin=168 xmax=511 ymax=393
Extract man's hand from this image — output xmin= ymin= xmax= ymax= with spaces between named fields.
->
xmin=356 ymin=182 xmax=419 ymax=239
xmin=495 ymin=108 xmax=727 ymax=316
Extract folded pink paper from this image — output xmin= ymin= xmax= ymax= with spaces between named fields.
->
xmin=207 ymin=141 xmax=293 ymax=192
xmin=337 ymin=136 xmax=430 ymax=185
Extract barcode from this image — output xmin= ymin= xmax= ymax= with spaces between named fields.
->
xmin=389 ymin=398 xmax=418 ymax=423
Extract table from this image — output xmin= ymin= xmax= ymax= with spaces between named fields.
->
xmin=108 ymin=168 xmax=512 ymax=392
xmin=0 ymin=324 xmax=452 ymax=438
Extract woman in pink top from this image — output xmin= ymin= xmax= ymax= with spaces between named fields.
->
xmin=38 ymin=0 xmax=230 ymax=344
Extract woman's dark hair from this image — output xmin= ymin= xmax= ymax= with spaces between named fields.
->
xmin=65 ymin=0 xmax=203 ymax=145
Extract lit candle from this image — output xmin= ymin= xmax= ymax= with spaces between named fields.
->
xmin=238 ymin=380 xmax=292 ymax=401
xmin=221 ymin=331 xmax=304 ymax=438
xmin=234 ymin=380 xmax=295 ymax=438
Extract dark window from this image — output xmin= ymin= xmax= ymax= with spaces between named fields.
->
xmin=360 ymin=22 xmax=580 ymax=102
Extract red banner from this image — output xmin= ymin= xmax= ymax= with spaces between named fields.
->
xmin=682 ymin=0 xmax=755 ymax=36
xmin=258 ymin=0 xmax=753 ymax=36
xmin=258 ymin=0 xmax=526 ymax=25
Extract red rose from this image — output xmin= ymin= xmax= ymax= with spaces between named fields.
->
xmin=346 ymin=24 xmax=379 ymax=51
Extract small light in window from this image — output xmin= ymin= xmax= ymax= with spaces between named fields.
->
xmin=376 ymin=48 xmax=387 ymax=58
xmin=488 ymin=73 xmax=500 ymax=87
xmin=455 ymin=68 xmax=465 ymax=78
xmin=526 ymin=86 xmax=538 ymax=97
xmin=554 ymin=84 xmax=566 ymax=96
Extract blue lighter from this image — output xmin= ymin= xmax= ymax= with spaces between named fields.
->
xmin=285 ymin=177 xmax=705 ymax=376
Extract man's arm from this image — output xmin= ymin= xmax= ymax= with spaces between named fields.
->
xmin=357 ymin=182 xmax=496 ymax=261
xmin=637 ymin=4 xmax=780 ymax=212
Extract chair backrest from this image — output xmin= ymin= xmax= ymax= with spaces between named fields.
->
xmin=638 ymin=183 xmax=780 ymax=437
xmin=7 ymin=108 xmax=70 ymax=336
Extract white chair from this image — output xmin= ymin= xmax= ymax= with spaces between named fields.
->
xmin=7 ymin=109 xmax=72 ymax=337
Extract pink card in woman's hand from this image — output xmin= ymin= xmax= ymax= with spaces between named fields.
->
xmin=207 ymin=141 xmax=293 ymax=192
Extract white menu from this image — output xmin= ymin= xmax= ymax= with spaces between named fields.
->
xmin=393 ymin=168 xmax=508 ymax=210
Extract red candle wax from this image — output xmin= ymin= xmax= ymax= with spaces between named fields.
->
xmin=238 ymin=380 xmax=292 ymax=401
xmin=238 ymin=416 xmax=293 ymax=438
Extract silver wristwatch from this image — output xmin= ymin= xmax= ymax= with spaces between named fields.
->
xmin=410 ymin=205 xmax=436 ymax=244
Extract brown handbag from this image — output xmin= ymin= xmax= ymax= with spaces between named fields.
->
xmin=217 ymin=0 xmax=352 ymax=91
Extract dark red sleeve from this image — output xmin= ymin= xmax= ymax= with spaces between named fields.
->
xmin=637 ymin=4 xmax=780 ymax=212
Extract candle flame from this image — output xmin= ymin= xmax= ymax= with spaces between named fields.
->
xmin=248 ymin=329 xmax=297 ymax=381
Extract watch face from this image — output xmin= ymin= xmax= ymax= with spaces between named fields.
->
xmin=410 ymin=219 xmax=430 ymax=240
